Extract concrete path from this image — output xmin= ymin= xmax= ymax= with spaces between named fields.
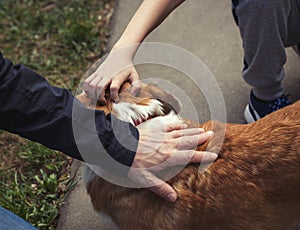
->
xmin=57 ymin=0 xmax=299 ymax=229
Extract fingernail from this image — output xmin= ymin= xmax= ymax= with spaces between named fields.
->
xmin=208 ymin=152 xmax=218 ymax=161
xmin=207 ymin=131 xmax=214 ymax=136
xmin=182 ymin=123 xmax=188 ymax=128
xmin=114 ymin=96 xmax=119 ymax=103
xmin=167 ymin=193 xmax=177 ymax=202
xmin=131 ymin=86 xmax=141 ymax=96
xmin=199 ymin=128 xmax=205 ymax=133
xmin=131 ymin=89 xmax=139 ymax=96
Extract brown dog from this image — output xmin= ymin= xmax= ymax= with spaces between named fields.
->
xmin=78 ymin=82 xmax=300 ymax=230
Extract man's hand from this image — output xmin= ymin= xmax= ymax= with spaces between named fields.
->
xmin=128 ymin=123 xmax=217 ymax=203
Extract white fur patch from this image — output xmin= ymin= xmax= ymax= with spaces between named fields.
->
xmin=136 ymin=111 xmax=183 ymax=130
xmin=112 ymin=99 xmax=165 ymax=126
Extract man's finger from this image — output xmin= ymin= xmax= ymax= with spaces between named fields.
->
xmin=189 ymin=151 xmax=218 ymax=163
xmin=128 ymin=169 xmax=177 ymax=202
xmin=171 ymin=127 xmax=205 ymax=138
xmin=177 ymin=131 xmax=214 ymax=150
xmin=164 ymin=123 xmax=188 ymax=132
xmin=147 ymin=175 xmax=177 ymax=203
xmin=157 ymin=150 xmax=218 ymax=168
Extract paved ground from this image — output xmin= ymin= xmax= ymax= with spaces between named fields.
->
xmin=57 ymin=0 xmax=299 ymax=229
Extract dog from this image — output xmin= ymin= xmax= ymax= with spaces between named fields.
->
xmin=77 ymin=82 xmax=300 ymax=230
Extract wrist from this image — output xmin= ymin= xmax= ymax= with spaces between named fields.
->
xmin=112 ymin=39 xmax=141 ymax=56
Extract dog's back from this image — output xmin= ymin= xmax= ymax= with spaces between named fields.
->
xmin=87 ymin=102 xmax=300 ymax=230
xmin=190 ymin=100 xmax=300 ymax=229
xmin=84 ymin=97 xmax=300 ymax=230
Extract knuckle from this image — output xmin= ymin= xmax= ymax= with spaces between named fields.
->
xmin=155 ymin=184 xmax=171 ymax=197
xmin=163 ymin=124 xmax=172 ymax=132
xmin=131 ymin=69 xmax=139 ymax=77
xmin=83 ymin=79 xmax=89 ymax=85
xmin=158 ymin=148 xmax=172 ymax=161
xmin=168 ymin=139 xmax=179 ymax=148
xmin=167 ymin=123 xmax=181 ymax=132
xmin=96 ymin=86 xmax=104 ymax=96
xmin=87 ymin=82 xmax=97 ymax=89
xmin=160 ymin=139 xmax=176 ymax=151
xmin=110 ymin=84 xmax=119 ymax=92
xmin=97 ymin=80 xmax=104 ymax=87
xmin=186 ymin=138 xmax=193 ymax=145
xmin=96 ymin=84 xmax=104 ymax=92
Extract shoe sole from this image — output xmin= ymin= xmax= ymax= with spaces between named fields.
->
xmin=244 ymin=104 xmax=260 ymax=124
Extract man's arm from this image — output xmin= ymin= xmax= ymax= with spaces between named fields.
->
xmin=0 ymin=53 xmax=138 ymax=173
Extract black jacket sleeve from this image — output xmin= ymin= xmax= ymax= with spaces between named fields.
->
xmin=0 ymin=53 xmax=138 ymax=174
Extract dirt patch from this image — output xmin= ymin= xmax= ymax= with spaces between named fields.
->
xmin=0 ymin=132 xmax=25 ymax=171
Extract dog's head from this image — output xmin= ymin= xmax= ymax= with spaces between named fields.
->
xmin=77 ymin=82 xmax=182 ymax=126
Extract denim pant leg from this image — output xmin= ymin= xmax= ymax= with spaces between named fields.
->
xmin=234 ymin=0 xmax=300 ymax=100
xmin=0 ymin=206 xmax=37 ymax=230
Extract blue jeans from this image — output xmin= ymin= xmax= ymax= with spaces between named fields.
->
xmin=0 ymin=206 xmax=37 ymax=230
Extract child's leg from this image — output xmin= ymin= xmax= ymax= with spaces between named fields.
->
xmin=235 ymin=0 xmax=300 ymax=100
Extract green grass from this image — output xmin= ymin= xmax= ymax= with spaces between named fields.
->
xmin=0 ymin=0 xmax=115 ymax=229
xmin=0 ymin=141 xmax=78 ymax=229
xmin=0 ymin=0 xmax=113 ymax=88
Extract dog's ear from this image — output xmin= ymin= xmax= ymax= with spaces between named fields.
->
xmin=77 ymin=92 xmax=113 ymax=115
xmin=138 ymin=84 xmax=182 ymax=113
xmin=77 ymin=93 xmax=96 ymax=109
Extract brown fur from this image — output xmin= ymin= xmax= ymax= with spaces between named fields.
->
xmin=78 ymin=83 xmax=300 ymax=230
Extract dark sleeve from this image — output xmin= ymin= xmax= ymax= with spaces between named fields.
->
xmin=0 ymin=53 xmax=138 ymax=174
